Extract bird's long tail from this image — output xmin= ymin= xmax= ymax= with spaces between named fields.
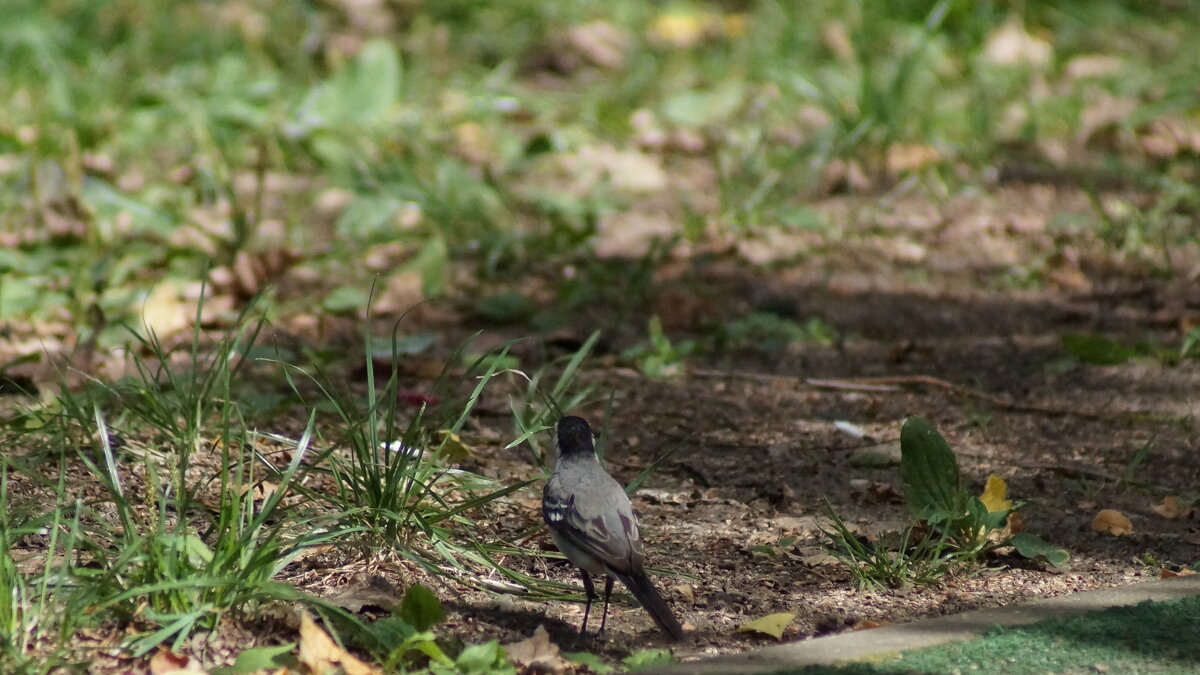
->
xmin=613 ymin=569 xmax=685 ymax=641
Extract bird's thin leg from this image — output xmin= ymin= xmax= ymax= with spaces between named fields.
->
xmin=579 ymin=571 xmax=596 ymax=636
xmin=598 ymin=576 xmax=614 ymax=635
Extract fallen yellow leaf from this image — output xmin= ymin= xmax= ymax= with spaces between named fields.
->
xmin=141 ymin=281 xmax=191 ymax=339
xmin=979 ymin=475 xmax=1013 ymax=513
xmin=649 ymin=12 xmax=707 ymax=47
xmin=736 ymin=612 xmax=795 ymax=640
xmin=1091 ymin=509 xmax=1133 ymax=536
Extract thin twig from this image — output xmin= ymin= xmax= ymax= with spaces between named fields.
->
xmin=691 ymin=370 xmax=1178 ymax=423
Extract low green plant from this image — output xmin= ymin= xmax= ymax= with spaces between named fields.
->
xmin=11 ymin=314 xmax=365 ymax=659
xmin=1086 ymin=178 xmax=1200 ymax=274
xmin=623 ymin=316 xmax=694 ymax=379
xmin=900 ymin=417 xmax=1068 ymax=567
xmin=822 ymin=502 xmax=958 ymax=589
xmin=749 ymin=535 xmax=800 ymax=559
xmin=278 ymin=320 xmax=538 ymax=592
xmin=716 ymin=312 xmax=836 ymax=354
xmin=825 ymin=417 xmax=1069 ymax=588
xmin=1180 ymin=327 xmax=1200 ymax=360
xmin=508 ymin=331 xmax=600 ymax=471
xmin=0 ymin=466 xmax=49 ymax=669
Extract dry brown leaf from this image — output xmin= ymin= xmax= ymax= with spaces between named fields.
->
xmin=1078 ymin=93 xmax=1138 ymax=145
xmin=1065 ymin=54 xmax=1122 ymax=80
xmin=820 ymin=158 xmax=873 ymax=194
xmin=851 ymin=619 xmax=890 ymax=630
xmin=298 ymin=611 xmax=380 ymax=675
xmin=593 ymin=209 xmax=675 ymax=259
xmin=675 ymin=584 xmax=696 ymax=605
xmin=149 ymin=646 xmax=207 ymax=675
xmin=1091 ymin=509 xmax=1133 ymax=536
xmin=1138 ymin=117 xmax=1200 ymax=158
xmin=209 ymin=248 xmax=301 ymax=301
xmin=1151 ymin=496 xmax=1189 ymax=520
xmin=239 ymin=480 xmax=279 ymax=503
xmin=886 ymin=143 xmax=941 ymax=174
xmin=821 ymin=21 xmax=853 ymax=61
xmin=324 ymin=0 xmax=394 ymax=33
xmin=1006 ymin=510 xmax=1027 ymax=535
xmin=982 ymin=20 xmax=1052 ymax=68
xmin=325 ymin=572 xmax=400 ymax=613
xmin=140 ymin=282 xmax=191 ymax=339
xmin=566 ymin=20 xmax=630 ymax=70
xmin=1159 ymin=568 xmax=1198 ymax=579
xmin=586 ymin=146 xmax=667 ymax=193
xmin=503 ymin=625 xmax=568 ymax=672
xmin=453 ymin=122 xmax=494 ymax=166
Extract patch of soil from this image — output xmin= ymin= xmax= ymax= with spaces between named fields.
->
xmin=252 ymin=268 xmax=1197 ymax=669
xmin=412 ymin=255 xmax=1200 ymax=664
xmin=5 ymin=183 xmax=1200 ymax=672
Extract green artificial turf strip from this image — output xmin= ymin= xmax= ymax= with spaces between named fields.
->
xmin=785 ymin=592 xmax=1200 ymax=675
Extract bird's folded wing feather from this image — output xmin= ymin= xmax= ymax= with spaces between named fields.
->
xmin=543 ymin=479 xmax=643 ymax=572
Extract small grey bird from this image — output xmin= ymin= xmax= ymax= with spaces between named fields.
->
xmin=542 ymin=415 xmax=685 ymax=641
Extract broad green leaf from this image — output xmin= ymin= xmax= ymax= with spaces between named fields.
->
xmin=1062 ymin=334 xmax=1138 ymax=365
xmin=228 ymin=643 xmax=297 ymax=673
xmin=322 ymin=286 xmax=369 ymax=313
xmin=453 ymin=641 xmax=512 ymax=675
xmin=0 ymin=275 xmax=42 ymax=317
xmin=461 ymin=352 xmax=520 ymax=370
xmin=736 ymin=612 xmax=795 ymax=639
xmin=336 ymin=195 xmax=407 ymax=243
xmin=343 ymin=40 xmax=402 ymax=125
xmin=968 ymin=497 xmax=1008 ymax=532
xmin=300 ymin=39 xmax=401 ymax=131
xmin=370 ymin=616 xmax=417 ymax=649
xmin=474 ymin=292 xmax=534 ymax=323
xmin=1010 ymin=533 xmax=1070 ymax=568
xmin=564 ymin=652 xmax=615 ymax=674
xmin=900 ymin=417 xmax=966 ymax=523
xmin=662 ymin=81 xmax=745 ymax=127
xmin=408 ymin=236 xmax=447 ymax=296
xmin=398 ymin=584 xmax=445 ymax=632
xmin=623 ymin=648 xmax=675 ymax=669
xmin=385 ymin=629 xmax=452 ymax=667
xmin=159 ymin=534 xmax=213 ymax=567
xmin=369 ymin=333 xmax=436 ymax=359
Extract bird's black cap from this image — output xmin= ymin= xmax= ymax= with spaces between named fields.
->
xmin=555 ymin=415 xmax=595 ymax=458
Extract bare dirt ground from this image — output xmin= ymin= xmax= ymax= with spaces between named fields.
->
xmin=4 ymin=182 xmax=1200 ymax=671
xmin=271 ymin=184 xmax=1200 ymax=667
xmin=427 ymin=275 xmax=1199 ymax=665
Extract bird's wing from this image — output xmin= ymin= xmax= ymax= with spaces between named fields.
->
xmin=543 ymin=477 xmax=643 ymax=573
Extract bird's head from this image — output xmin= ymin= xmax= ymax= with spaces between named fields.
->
xmin=555 ymin=415 xmax=596 ymax=459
